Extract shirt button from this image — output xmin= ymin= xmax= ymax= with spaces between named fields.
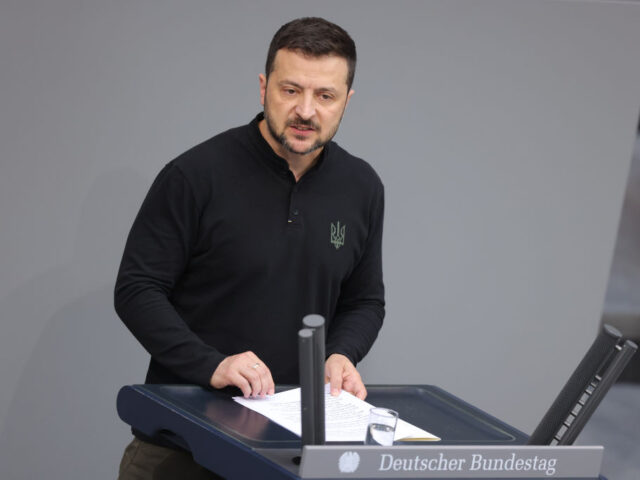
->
xmin=292 ymin=209 xmax=299 ymax=216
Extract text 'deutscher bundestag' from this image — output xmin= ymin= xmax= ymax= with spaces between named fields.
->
xmin=299 ymin=445 xmax=603 ymax=478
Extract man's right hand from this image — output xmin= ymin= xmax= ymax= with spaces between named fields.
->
xmin=209 ymin=351 xmax=275 ymax=398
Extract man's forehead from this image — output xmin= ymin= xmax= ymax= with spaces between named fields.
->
xmin=271 ymin=49 xmax=349 ymax=87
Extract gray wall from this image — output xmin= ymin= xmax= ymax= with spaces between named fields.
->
xmin=1 ymin=1 xmax=639 ymax=478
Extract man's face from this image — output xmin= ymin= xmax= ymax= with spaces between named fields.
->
xmin=259 ymin=49 xmax=354 ymax=159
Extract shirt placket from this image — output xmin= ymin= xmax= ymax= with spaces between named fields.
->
xmin=287 ymin=182 xmax=303 ymax=229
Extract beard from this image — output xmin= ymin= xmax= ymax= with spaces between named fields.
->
xmin=263 ymin=91 xmax=343 ymax=156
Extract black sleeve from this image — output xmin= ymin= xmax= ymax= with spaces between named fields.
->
xmin=114 ymin=163 xmax=225 ymax=385
xmin=325 ymin=182 xmax=385 ymax=365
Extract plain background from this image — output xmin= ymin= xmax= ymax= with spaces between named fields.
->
xmin=1 ymin=1 xmax=640 ymax=478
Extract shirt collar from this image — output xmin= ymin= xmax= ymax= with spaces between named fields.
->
xmin=248 ymin=112 xmax=328 ymax=179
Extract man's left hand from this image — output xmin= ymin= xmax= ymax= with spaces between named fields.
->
xmin=324 ymin=353 xmax=367 ymax=400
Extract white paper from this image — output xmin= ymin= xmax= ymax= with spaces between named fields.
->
xmin=233 ymin=384 xmax=439 ymax=442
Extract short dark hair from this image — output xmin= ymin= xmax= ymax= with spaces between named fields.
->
xmin=265 ymin=17 xmax=357 ymax=90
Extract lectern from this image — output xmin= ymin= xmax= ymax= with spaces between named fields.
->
xmin=116 ymin=384 xmax=603 ymax=479
xmin=117 ymin=317 xmax=610 ymax=478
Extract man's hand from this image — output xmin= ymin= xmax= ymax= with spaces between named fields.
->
xmin=324 ymin=353 xmax=367 ymax=400
xmin=210 ymin=351 xmax=275 ymax=398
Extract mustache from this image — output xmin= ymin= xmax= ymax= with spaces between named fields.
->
xmin=286 ymin=117 xmax=320 ymax=130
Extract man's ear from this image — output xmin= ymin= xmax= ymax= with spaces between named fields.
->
xmin=259 ymin=74 xmax=267 ymax=106
xmin=345 ymin=89 xmax=355 ymax=108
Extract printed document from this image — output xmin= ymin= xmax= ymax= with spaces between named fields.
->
xmin=233 ymin=384 xmax=439 ymax=442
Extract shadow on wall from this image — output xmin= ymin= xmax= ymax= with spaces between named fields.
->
xmin=602 ymin=133 xmax=640 ymax=383
xmin=0 ymin=168 xmax=150 ymax=479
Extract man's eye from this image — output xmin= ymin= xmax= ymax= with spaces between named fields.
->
xmin=284 ymin=88 xmax=296 ymax=95
xmin=320 ymin=94 xmax=334 ymax=101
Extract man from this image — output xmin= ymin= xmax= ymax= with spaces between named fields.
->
xmin=115 ymin=17 xmax=384 ymax=479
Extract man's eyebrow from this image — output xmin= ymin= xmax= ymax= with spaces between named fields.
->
xmin=278 ymin=80 xmax=339 ymax=94
xmin=278 ymin=80 xmax=304 ymax=89
xmin=316 ymin=86 xmax=339 ymax=95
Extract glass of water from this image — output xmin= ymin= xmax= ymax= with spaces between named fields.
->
xmin=365 ymin=407 xmax=398 ymax=446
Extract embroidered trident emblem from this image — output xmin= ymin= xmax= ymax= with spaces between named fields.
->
xmin=330 ymin=221 xmax=345 ymax=250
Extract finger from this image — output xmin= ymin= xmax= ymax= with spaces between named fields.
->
xmin=249 ymin=363 xmax=274 ymax=397
xmin=326 ymin=364 xmax=343 ymax=396
xmin=341 ymin=370 xmax=366 ymax=398
xmin=252 ymin=364 xmax=267 ymax=397
xmin=354 ymin=384 xmax=367 ymax=400
xmin=258 ymin=365 xmax=275 ymax=396
xmin=230 ymin=371 xmax=252 ymax=398
xmin=243 ymin=365 xmax=263 ymax=397
xmin=246 ymin=353 xmax=275 ymax=396
xmin=245 ymin=358 xmax=271 ymax=396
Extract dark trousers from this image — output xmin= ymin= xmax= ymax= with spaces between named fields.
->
xmin=118 ymin=437 xmax=224 ymax=479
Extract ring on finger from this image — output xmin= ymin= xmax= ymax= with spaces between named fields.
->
xmin=251 ymin=363 xmax=260 ymax=369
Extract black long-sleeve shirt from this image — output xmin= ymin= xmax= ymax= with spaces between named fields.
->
xmin=115 ymin=113 xmax=385 ymax=386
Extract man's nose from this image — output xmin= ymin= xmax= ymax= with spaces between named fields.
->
xmin=295 ymin=92 xmax=316 ymax=119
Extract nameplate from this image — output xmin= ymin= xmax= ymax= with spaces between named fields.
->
xmin=299 ymin=445 xmax=603 ymax=478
